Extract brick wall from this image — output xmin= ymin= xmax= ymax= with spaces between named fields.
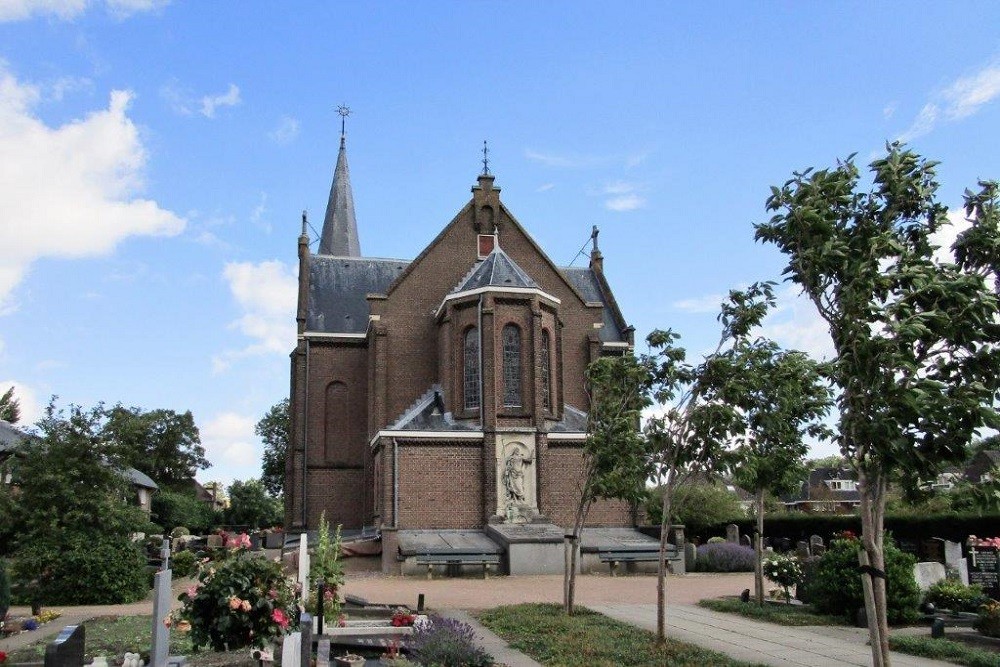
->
xmin=541 ymin=443 xmax=632 ymax=527
xmin=396 ymin=441 xmax=484 ymax=529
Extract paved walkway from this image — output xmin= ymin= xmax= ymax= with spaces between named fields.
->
xmin=2 ymin=572 xmax=958 ymax=666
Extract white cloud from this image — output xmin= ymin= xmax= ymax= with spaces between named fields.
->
xmin=250 ymin=192 xmax=270 ymax=233
xmin=159 ymin=78 xmax=193 ymax=115
xmin=200 ymin=83 xmax=241 ymax=118
xmin=268 ymin=115 xmax=299 ymax=145
xmin=600 ymin=181 xmax=646 ymax=212
xmin=535 ymin=183 xmax=555 ymax=193
xmin=882 ymin=102 xmax=897 ymax=119
xmin=0 ymin=65 xmax=185 ymax=312
xmin=673 ymin=293 xmax=725 ymax=314
xmin=897 ymin=60 xmax=1000 ymax=142
xmin=0 ymin=0 xmax=166 ymax=21
xmin=758 ymin=286 xmax=835 ymax=361
xmin=213 ymin=260 xmax=296 ymax=373
xmin=0 ymin=379 xmax=43 ymax=424
xmin=930 ymin=206 xmax=973 ymax=264
xmin=48 ymin=75 xmax=92 ymax=101
xmin=200 ymin=411 xmax=259 ymax=485
xmin=524 ymin=148 xmax=607 ymax=169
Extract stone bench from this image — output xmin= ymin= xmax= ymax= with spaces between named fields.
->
xmin=414 ymin=553 xmax=500 ymax=579
xmin=599 ymin=547 xmax=679 ymax=576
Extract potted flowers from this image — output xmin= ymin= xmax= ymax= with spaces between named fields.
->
xmin=334 ymin=653 xmax=364 ymax=667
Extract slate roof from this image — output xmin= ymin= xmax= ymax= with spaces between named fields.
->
xmin=451 ymin=246 xmax=539 ymax=293
xmin=548 ymin=404 xmax=589 ymax=433
xmin=318 ymin=136 xmax=361 ymax=257
xmin=386 ymin=385 xmax=481 ymax=432
xmin=307 ymin=256 xmax=409 ymax=333
xmin=562 ymin=267 xmax=627 ymax=343
xmin=783 ymin=467 xmax=861 ymax=504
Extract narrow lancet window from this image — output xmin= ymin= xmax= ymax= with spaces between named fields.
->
xmin=464 ymin=327 xmax=481 ymax=411
xmin=541 ymin=330 xmax=551 ymax=411
xmin=503 ymin=324 xmax=522 ymax=407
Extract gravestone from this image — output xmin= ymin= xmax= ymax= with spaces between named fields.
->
xmin=44 ymin=625 xmax=85 ymax=667
xmin=726 ymin=524 xmax=739 ymax=544
xmin=776 ymin=537 xmax=791 ymax=552
xmin=281 ymin=631 xmax=302 ymax=667
xmin=944 ymin=540 xmax=969 ymax=585
xmin=205 ymin=534 xmax=223 ymax=549
xmin=968 ymin=547 xmax=1000 ymax=600
xmin=810 ymin=535 xmax=824 ymax=550
xmin=298 ymin=534 xmax=310 ymax=602
xmin=740 ymin=534 xmax=751 ymax=548
xmin=150 ymin=538 xmax=172 ymax=667
xmin=684 ymin=543 xmax=697 ymax=572
xmin=299 ymin=613 xmax=313 ymax=667
xmin=913 ymin=562 xmax=947 ymax=591
xmin=796 ymin=540 xmax=810 ymax=560
xmin=316 ymin=638 xmax=330 ymax=667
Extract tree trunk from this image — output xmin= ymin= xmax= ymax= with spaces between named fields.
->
xmin=564 ymin=497 xmax=589 ymax=615
xmin=859 ymin=468 xmax=891 ymax=667
xmin=754 ymin=488 xmax=765 ymax=604
xmin=656 ymin=476 xmax=674 ymax=645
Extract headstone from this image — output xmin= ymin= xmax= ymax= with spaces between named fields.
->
xmin=298 ymin=533 xmax=310 ymax=602
xmin=91 ymin=658 xmax=108 ymax=667
xmin=810 ymin=535 xmax=824 ymax=550
xmin=777 ymin=538 xmax=791 ymax=552
xmin=968 ymin=547 xmax=1000 ymax=600
xmin=281 ymin=632 xmax=302 ymax=667
xmin=45 ymin=625 xmax=85 ymax=667
xmin=740 ymin=534 xmax=751 ymax=548
xmin=205 ymin=534 xmax=223 ymax=549
xmin=813 ymin=543 xmax=826 ymax=557
xmin=150 ymin=568 xmax=172 ymax=667
xmin=299 ymin=613 xmax=313 ymax=667
xmin=684 ymin=543 xmax=697 ymax=572
xmin=796 ymin=540 xmax=811 ymax=560
xmin=913 ymin=561 xmax=947 ymax=591
xmin=944 ymin=540 xmax=968 ymax=585
xmin=316 ymin=639 xmax=330 ymax=667
xmin=726 ymin=524 xmax=739 ymax=544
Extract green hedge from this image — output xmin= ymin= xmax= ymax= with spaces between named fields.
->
xmin=700 ymin=513 xmax=1000 ymax=546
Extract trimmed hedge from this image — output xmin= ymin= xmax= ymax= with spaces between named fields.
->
xmin=701 ymin=513 xmax=1000 ymax=547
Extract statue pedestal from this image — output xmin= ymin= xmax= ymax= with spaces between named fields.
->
xmin=486 ymin=522 xmax=567 ymax=575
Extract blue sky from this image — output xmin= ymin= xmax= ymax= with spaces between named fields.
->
xmin=1 ymin=1 xmax=999 ymax=487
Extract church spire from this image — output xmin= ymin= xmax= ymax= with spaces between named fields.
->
xmin=318 ymin=105 xmax=361 ymax=256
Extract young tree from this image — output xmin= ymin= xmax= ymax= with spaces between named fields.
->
xmin=564 ymin=354 xmax=651 ymax=614
xmin=723 ymin=343 xmax=832 ymax=604
xmin=756 ymin=145 xmax=1000 ymax=666
xmin=255 ymin=399 xmax=289 ymax=497
xmin=102 ymin=405 xmax=210 ymax=489
xmin=643 ymin=282 xmax=777 ymax=644
xmin=0 ymin=387 xmax=20 ymax=423
xmin=226 ymin=479 xmax=282 ymax=529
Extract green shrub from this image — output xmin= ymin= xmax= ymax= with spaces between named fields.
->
xmin=11 ymin=535 xmax=148 ymax=605
xmin=170 ymin=526 xmax=191 ymax=539
xmin=175 ymin=538 xmax=296 ymax=651
xmin=647 ymin=484 xmax=743 ymax=531
xmin=152 ymin=491 xmax=215 ymax=534
xmin=924 ymin=578 xmax=989 ymax=613
xmin=308 ymin=512 xmax=344 ymax=619
xmin=0 ymin=558 xmax=11 ymax=617
xmin=807 ymin=533 xmax=919 ymax=624
xmin=695 ymin=543 xmax=755 ymax=572
xmin=171 ymin=550 xmax=197 ymax=578
xmin=976 ymin=600 xmax=1000 ymax=638
xmin=707 ymin=536 xmax=726 ymax=544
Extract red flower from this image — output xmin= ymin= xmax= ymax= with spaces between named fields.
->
xmin=0 ymin=650 xmax=8 ymax=663
xmin=271 ymin=608 xmax=290 ymax=630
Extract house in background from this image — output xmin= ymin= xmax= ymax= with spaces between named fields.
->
xmin=965 ymin=450 xmax=1000 ymax=484
xmin=782 ymin=467 xmax=861 ymax=513
xmin=0 ymin=418 xmax=158 ymax=513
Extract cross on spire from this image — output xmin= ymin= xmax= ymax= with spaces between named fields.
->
xmin=337 ymin=104 xmax=351 ymax=143
xmin=482 ymin=140 xmax=490 ymax=176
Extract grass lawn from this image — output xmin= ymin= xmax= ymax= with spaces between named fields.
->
xmin=698 ymin=598 xmax=849 ymax=626
xmin=477 ymin=603 xmax=766 ymax=667
xmin=890 ymin=635 xmax=1000 ymax=667
xmin=5 ymin=616 xmax=254 ymax=667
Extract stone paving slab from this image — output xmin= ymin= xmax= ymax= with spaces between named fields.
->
xmin=591 ymin=603 xmax=952 ymax=667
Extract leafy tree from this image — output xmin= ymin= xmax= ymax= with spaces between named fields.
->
xmin=102 ymin=405 xmax=210 ymax=489
xmin=564 ymin=355 xmax=652 ymax=614
xmin=806 ymin=454 xmax=848 ymax=469
xmin=256 ymin=399 xmax=289 ymax=497
xmin=756 ymin=144 xmax=1000 ymax=666
xmin=10 ymin=401 xmax=148 ymax=604
xmin=643 ymin=283 xmax=777 ymax=643
xmin=225 ymin=479 xmax=282 ymax=529
xmin=152 ymin=489 xmax=218 ymax=533
xmin=0 ymin=387 xmax=20 ymax=423
xmin=723 ymin=342 xmax=832 ymax=604
xmin=646 ymin=482 xmax=743 ymax=532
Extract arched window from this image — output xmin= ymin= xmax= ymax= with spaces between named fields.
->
xmin=503 ymin=324 xmax=522 ymax=407
xmin=540 ymin=330 xmax=551 ymax=411
xmin=463 ymin=327 xmax=480 ymax=411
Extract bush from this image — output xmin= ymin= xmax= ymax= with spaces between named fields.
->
xmin=11 ymin=535 xmax=148 ymax=605
xmin=707 ymin=536 xmax=726 ymax=544
xmin=171 ymin=550 xmax=197 ymax=578
xmin=695 ymin=543 xmax=755 ymax=572
xmin=924 ymin=578 xmax=989 ymax=613
xmin=807 ymin=533 xmax=920 ymax=624
xmin=410 ymin=616 xmax=493 ymax=667
xmin=175 ymin=536 xmax=296 ymax=651
xmin=0 ymin=558 xmax=10 ymax=617
xmin=762 ymin=554 xmax=803 ymax=603
xmin=170 ymin=526 xmax=191 ymax=539
xmin=152 ymin=491 xmax=216 ymax=534
xmin=975 ymin=600 xmax=1000 ymax=638
xmin=647 ymin=484 xmax=743 ymax=531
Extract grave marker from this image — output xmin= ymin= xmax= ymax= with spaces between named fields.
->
xmin=968 ymin=547 xmax=1000 ymax=600
xmin=44 ymin=625 xmax=85 ymax=667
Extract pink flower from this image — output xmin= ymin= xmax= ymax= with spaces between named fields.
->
xmin=241 ymin=600 xmax=252 ymax=612
xmin=229 ymin=596 xmax=242 ymax=610
xmin=271 ymin=608 xmax=290 ymax=629
xmin=324 ymin=589 xmax=334 ymax=602
xmin=268 ymin=588 xmax=279 ymax=599
xmin=185 ymin=586 xmax=198 ymax=599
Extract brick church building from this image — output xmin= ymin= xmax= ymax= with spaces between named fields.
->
xmin=285 ymin=130 xmax=644 ymax=571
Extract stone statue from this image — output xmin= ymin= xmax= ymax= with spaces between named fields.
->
xmin=502 ymin=449 xmax=532 ymax=503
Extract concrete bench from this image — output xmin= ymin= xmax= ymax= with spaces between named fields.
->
xmin=599 ymin=548 xmax=679 ymax=576
xmin=415 ymin=553 xmax=500 ymax=579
